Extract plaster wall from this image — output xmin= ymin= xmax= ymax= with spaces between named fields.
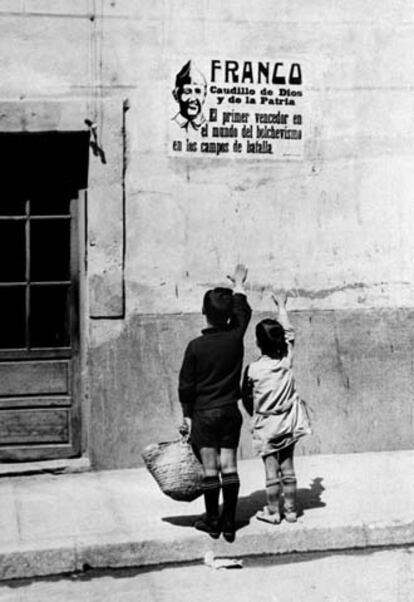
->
xmin=89 ymin=309 xmax=414 ymax=469
xmin=0 ymin=1 xmax=413 ymax=467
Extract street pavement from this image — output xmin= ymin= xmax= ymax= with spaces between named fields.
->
xmin=0 ymin=450 xmax=413 ymax=581
xmin=1 ymin=546 xmax=413 ymax=602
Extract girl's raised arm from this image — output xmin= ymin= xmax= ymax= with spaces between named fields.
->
xmin=272 ymin=291 xmax=295 ymax=364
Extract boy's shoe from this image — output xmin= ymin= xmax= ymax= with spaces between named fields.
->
xmin=194 ymin=515 xmax=221 ymax=539
xmin=256 ymin=506 xmax=281 ymax=525
xmin=221 ymin=520 xmax=236 ymax=543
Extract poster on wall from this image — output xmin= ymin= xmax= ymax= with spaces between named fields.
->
xmin=168 ymin=57 xmax=305 ymax=160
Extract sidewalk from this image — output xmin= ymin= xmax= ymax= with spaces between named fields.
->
xmin=1 ymin=450 xmax=413 ymax=581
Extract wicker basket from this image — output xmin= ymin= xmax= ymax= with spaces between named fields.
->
xmin=142 ymin=436 xmax=204 ymax=502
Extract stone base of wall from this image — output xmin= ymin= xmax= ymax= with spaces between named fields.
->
xmin=88 ymin=308 xmax=414 ymax=469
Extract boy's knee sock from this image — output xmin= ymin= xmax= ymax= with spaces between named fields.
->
xmin=282 ymin=474 xmax=297 ymax=511
xmin=221 ymin=472 xmax=240 ymax=525
xmin=202 ymin=476 xmax=221 ymax=519
xmin=266 ymin=478 xmax=282 ymax=513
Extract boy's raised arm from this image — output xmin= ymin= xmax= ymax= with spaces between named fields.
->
xmin=227 ymin=264 xmax=252 ymax=335
xmin=228 ymin=263 xmax=248 ymax=294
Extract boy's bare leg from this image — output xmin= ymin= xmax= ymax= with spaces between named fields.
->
xmin=262 ymin=453 xmax=282 ymax=517
xmin=199 ymin=447 xmax=220 ymax=476
xmin=219 ymin=448 xmax=239 ymax=542
xmin=220 ymin=447 xmax=237 ymax=474
xmin=279 ymin=444 xmax=298 ymax=521
xmin=195 ymin=447 xmax=221 ymax=538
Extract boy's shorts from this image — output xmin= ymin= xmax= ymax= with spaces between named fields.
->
xmin=191 ymin=404 xmax=242 ymax=450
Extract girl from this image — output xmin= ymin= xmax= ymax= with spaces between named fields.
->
xmin=242 ymin=291 xmax=311 ymax=524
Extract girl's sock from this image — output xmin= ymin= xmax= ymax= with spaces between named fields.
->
xmin=266 ymin=477 xmax=282 ymax=514
xmin=282 ymin=474 xmax=297 ymax=514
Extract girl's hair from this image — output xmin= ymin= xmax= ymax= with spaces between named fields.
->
xmin=203 ymin=287 xmax=233 ymax=327
xmin=256 ymin=318 xmax=288 ymax=358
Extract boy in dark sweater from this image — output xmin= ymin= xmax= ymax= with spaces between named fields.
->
xmin=178 ymin=264 xmax=251 ymax=542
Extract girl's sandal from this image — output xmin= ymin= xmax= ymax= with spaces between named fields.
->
xmin=284 ymin=509 xmax=298 ymax=523
xmin=256 ymin=506 xmax=281 ymax=525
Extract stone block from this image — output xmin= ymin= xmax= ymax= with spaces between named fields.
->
xmin=87 ymin=98 xmax=125 ymax=318
xmin=89 ymin=271 xmax=124 ymax=318
xmin=100 ymin=0 xmax=164 ymax=20
xmin=200 ymin=0 xmax=414 ymax=25
xmin=100 ymin=18 xmax=163 ymax=86
xmin=364 ymin=520 xmax=414 ymax=547
xmin=0 ymin=16 xmax=90 ymax=96
xmin=24 ymin=0 xmax=90 ymax=15
xmin=0 ymin=0 xmax=24 ymax=12
xmin=0 ymin=99 xmax=89 ymax=132
xmin=0 ymin=546 xmax=77 ymax=580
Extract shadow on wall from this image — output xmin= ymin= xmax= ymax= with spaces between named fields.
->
xmin=162 ymin=477 xmax=325 ymax=531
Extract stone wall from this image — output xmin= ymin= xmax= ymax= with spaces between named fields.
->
xmin=1 ymin=1 xmax=413 ymax=467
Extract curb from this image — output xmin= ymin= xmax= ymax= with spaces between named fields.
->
xmin=2 ymin=518 xmax=413 ymax=581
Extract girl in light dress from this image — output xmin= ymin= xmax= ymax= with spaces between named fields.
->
xmin=242 ymin=291 xmax=311 ymax=523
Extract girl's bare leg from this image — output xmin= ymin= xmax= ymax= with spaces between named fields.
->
xmin=262 ymin=453 xmax=282 ymax=520
xmin=279 ymin=444 xmax=297 ymax=521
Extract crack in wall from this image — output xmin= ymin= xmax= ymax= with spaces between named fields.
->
xmin=198 ymin=280 xmax=410 ymax=300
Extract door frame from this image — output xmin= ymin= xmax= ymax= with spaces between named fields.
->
xmin=0 ymin=189 xmax=87 ymax=461
xmin=0 ymin=97 xmax=126 ymax=465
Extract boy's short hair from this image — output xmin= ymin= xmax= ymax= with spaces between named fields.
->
xmin=203 ymin=287 xmax=234 ymax=327
xmin=256 ymin=318 xmax=287 ymax=357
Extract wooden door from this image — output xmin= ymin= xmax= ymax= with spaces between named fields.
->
xmin=0 ymin=133 xmax=88 ymax=461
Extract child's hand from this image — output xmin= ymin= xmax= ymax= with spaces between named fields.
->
xmin=227 ymin=264 xmax=248 ymax=288
xmin=272 ymin=290 xmax=288 ymax=307
xmin=179 ymin=417 xmax=192 ymax=436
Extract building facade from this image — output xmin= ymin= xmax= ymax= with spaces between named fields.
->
xmin=0 ymin=0 xmax=413 ymax=469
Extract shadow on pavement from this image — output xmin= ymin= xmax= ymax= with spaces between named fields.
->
xmin=237 ymin=476 xmax=326 ymax=521
xmin=162 ymin=477 xmax=325 ymax=531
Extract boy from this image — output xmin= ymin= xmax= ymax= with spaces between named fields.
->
xmin=178 ymin=264 xmax=251 ymax=542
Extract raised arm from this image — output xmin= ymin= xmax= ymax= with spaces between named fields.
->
xmin=272 ymin=291 xmax=295 ymax=363
xmin=227 ymin=264 xmax=252 ymax=336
